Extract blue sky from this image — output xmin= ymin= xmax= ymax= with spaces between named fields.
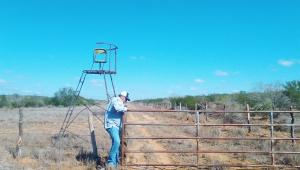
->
xmin=0 ymin=0 xmax=299 ymax=100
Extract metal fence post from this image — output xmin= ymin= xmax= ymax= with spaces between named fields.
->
xmin=290 ymin=106 xmax=295 ymax=145
xmin=269 ymin=111 xmax=275 ymax=166
xmin=121 ymin=112 xmax=127 ymax=167
xmin=196 ymin=111 xmax=200 ymax=167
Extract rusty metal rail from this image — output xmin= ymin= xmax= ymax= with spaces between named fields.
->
xmin=124 ymin=123 xmax=300 ymax=127
xmin=121 ymin=109 xmax=300 ymax=168
xmin=126 ymin=109 xmax=300 ymax=113
xmin=124 ymin=137 xmax=300 ymax=140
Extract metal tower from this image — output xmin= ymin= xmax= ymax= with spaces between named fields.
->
xmin=59 ymin=42 xmax=118 ymax=135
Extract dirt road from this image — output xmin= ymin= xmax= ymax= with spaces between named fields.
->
xmin=125 ymin=104 xmax=175 ymax=169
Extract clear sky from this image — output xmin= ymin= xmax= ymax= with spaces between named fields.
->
xmin=0 ymin=0 xmax=299 ymax=100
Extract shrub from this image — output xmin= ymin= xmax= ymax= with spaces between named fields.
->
xmin=23 ymin=96 xmax=46 ymax=107
xmin=52 ymin=88 xmax=76 ymax=106
xmin=0 ymin=95 xmax=9 ymax=108
xmin=51 ymin=88 xmax=92 ymax=107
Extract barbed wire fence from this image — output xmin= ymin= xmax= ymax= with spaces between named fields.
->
xmin=0 ymin=105 xmax=109 ymax=170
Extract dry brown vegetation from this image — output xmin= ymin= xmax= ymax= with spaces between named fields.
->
xmin=0 ymin=106 xmax=110 ymax=170
xmin=0 ymin=103 xmax=299 ymax=170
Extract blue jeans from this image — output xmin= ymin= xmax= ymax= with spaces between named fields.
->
xmin=106 ymin=127 xmax=121 ymax=166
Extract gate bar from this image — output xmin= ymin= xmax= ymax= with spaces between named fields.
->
xmin=124 ymin=164 xmax=300 ymax=168
xmin=124 ymin=137 xmax=300 ymax=140
xmin=124 ymin=123 xmax=300 ymax=127
xmin=128 ymin=109 xmax=300 ymax=113
xmin=126 ymin=150 xmax=300 ymax=154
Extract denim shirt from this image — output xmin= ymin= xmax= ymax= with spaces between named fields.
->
xmin=104 ymin=97 xmax=127 ymax=129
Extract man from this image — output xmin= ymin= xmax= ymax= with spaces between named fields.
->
xmin=104 ymin=91 xmax=130 ymax=169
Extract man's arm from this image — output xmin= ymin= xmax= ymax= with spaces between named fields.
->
xmin=112 ymin=98 xmax=127 ymax=112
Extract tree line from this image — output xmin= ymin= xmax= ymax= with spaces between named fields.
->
xmin=142 ymin=80 xmax=300 ymax=110
xmin=1 ymin=81 xmax=299 ymax=109
xmin=0 ymin=88 xmax=95 ymax=108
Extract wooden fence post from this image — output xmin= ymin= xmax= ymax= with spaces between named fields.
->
xmin=179 ymin=102 xmax=182 ymax=111
xmin=223 ymin=105 xmax=226 ymax=123
xmin=16 ymin=107 xmax=23 ymax=158
xmin=246 ymin=104 xmax=251 ymax=133
xmin=88 ymin=111 xmax=99 ymax=162
xmin=205 ymin=102 xmax=208 ymax=122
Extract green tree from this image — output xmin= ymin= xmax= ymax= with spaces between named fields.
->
xmin=52 ymin=88 xmax=88 ymax=107
xmin=23 ymin=96 xmax=45 ymax=107
xmin=206 ymin=94 xmax=217 ymax=102
xmin=0 ymin=95 xmax=9 ymax=108
xmin=264 ymin=84 xmax=291 ymax=110
xmin=52 ymin=88 xmax=77 ymax=106
xmin=235 ymin=91 xmax=249 ymax=106
xmin=10 ymin=94 xmax=24 ymax=108
xmin=284 ymin=80 xmax=300 ymax=108
xmin=181 ymin=96 xmax=197 ymax=109
xmin=170 ymin=96 xmax=200 ymax=110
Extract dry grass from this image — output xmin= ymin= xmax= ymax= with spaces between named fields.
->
xmin=0 ymin=105 xmax=110 ymax=169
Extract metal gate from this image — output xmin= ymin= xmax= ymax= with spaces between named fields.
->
xmin=121 ymin=108 xmax=300 ymax=169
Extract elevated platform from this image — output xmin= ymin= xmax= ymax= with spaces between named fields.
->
xmin=83 ymin=70 xmax=116 ymax=75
